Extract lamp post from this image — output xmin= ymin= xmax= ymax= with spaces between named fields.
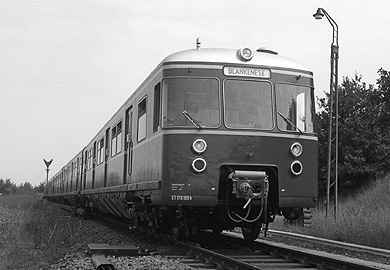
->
xmin=313 ymin=8 xmax=339 ymax=219
xmin=44 ymin=159 xmax=53 ymax=197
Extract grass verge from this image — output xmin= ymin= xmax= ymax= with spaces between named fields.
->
xmin=270 ymin=176 xmax=390 ymax=250
xmin=0 ymin=194 xmax=81 ymax=270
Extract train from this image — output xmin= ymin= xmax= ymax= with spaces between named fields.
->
xmin=45 ymin=40 xmax=318 ymax=241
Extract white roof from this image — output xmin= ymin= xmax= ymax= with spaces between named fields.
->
xmin=162 ymin=48 xmax=310 ymax=72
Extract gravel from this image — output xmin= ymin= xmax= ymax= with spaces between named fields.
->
xmin=47 ymin=214 xmax=390 ymax=269
xmin=47 ymin=217 xmax=191 ymax=270
xmin=50 ymin=253 xmax=193 ymax=270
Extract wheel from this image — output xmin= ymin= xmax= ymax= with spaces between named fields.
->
xmin=151 ymin=208 xmax=164 ymax=233
xmin=171 ymin=223 xmax=185 ymax=240
xmin=130 ymin=215 xmax=138 ymax=230
xmin=282 ymin=208 xmax=303 ymax=221
xmin=212 ymin=227 xmax=223 ymax=235
xmin=171 ymin=218 xmax=189 ymax=241
xmin=211 ymin=220 xmax=224 ymax=235
xmin=242 ymin=221 xmax=261 ymax=242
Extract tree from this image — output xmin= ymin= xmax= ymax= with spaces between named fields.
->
xmin=317 ymin=69 xmax=390 ymax=196
xmin=0 ymin=178 xmax=43 ymax=194
xmin=34 ymin=182 xmax=45 ymax=193
xmin=18 ymin=181 xmax=34 ymax=194
xmin=0 ymin=178 xmax=17 ymax=195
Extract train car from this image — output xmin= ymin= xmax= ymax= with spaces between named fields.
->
xmin=46 ymin=41 xmax=318 ymax=241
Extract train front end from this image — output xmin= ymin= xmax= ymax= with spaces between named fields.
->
xmin=156 ymin=47 xmax=318 ymax=240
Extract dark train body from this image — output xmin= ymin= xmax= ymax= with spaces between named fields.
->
xmin=46 ymin=45 xmax=318 ymax=240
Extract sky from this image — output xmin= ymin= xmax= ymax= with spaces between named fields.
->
xmin=1 ymin=0 xmax=389 ymax=187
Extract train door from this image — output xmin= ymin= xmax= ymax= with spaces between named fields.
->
xmin=79 ymin=155 xmax=83 ymax=191
xmin=83 ymin=150 xmax=87 ymax=190
xmin=61 ymin=169 xmax=65 ymax=193
xmin=79 ymin=154 xmax=84 ymax=191
xmin=104 ymin=128 xmax=110 ymax=187
xmin=70 ymin=162 xmax=73 ymax=191
xmin=92 ymin=141 xmax=96 ymax=189
xmin=124 ymin=106 xmax=133 ymax=184
xmin=67 ymin=165 xmax=71 ymax=192
xmin=76 ymin=158 xmax=79 ymax=191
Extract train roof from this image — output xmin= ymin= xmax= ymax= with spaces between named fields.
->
xmin=161 ymin=48 xmax=311 ymax=72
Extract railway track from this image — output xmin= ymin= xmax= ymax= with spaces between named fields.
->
xmin=59 ymin=206 xmax=390 ymax=270
xmin=170 ymin=231 xmax=390 ymax=270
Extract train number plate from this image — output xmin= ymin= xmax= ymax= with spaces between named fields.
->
xmin=171 ymin=195 xmax=193 ymax=201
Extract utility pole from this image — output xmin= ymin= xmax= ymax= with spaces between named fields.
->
xmin=313 ymin=8 xmax=339 ymax=219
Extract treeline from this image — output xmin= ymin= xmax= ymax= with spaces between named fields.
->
xmin=0 ymin=178 xmax=44 ymax=195
xmin=317 ymin=68 xmax=390 ymax=197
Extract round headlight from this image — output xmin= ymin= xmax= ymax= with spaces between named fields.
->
xmin=192 ymin=138 xmax=207 ymax=154
xmin=290 ymin=160 xmax=303 ymax=176
xmin=290 ymin=142 xmax=303 ymax=157
xmin=238 ymin=47 xmax=253 ymax=61
xmin=192 ymin=157 xmax=207 ymax=173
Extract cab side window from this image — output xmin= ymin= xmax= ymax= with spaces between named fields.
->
xmin=153 ymin=83 xmax=161 ymax=133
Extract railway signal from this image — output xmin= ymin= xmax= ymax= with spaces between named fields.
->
xmin=44 ymin=159 xmax=53 ymax=197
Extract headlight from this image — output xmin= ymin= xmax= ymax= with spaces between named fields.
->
xmin=290 ymin=142 xmax=303 ymax=157
xmin=290 ymin=160 xmax=303 ymax=176
xmin=238 ymin=47 xmax=253 ymax=61
xmin=192 ymin=157 xmax=207 ymax=173
xmin=192 ymin=138 xmax=207 ymax=154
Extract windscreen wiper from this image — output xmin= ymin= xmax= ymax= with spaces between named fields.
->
xmin=277 ymin=111 xmax=303 ymax=134
xmin=182 ymin=110 xmax=202 ymax=130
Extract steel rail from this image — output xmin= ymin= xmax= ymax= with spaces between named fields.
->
xmin=268 ymin=230 xmax=390 ymax=258
xmin=176 ymin=239 xmax=310 ymax=270
xmin=222 ymin=231 xmax=390 ymax=270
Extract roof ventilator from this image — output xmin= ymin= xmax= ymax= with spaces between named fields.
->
xmin=257 ymin=47 xmax=278 ymax=55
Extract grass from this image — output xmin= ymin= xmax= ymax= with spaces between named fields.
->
xmin=270 ymin=176 xmax=390 ymax=250
xmin=0 ymin=194 xmax=82 ymax=270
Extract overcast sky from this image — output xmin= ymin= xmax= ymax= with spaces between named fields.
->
xmin=1 ymin=0 xmax=389 ymax=187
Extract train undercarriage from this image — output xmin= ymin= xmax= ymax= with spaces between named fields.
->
xmin=53 ymin=168 xmax=306 ymax=242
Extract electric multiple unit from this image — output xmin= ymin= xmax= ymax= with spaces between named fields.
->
xmin=46 ymin=43 xmax=318 ymax=241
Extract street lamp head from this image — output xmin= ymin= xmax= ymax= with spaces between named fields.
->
xmin=313 ymin=8 xmax=324 ymax=20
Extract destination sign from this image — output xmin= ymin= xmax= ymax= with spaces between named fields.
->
xmin=223 ymin=66 xmax=271 ymax=78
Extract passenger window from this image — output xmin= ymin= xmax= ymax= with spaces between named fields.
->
xmin=138 ymin=97 xmax=147 ymax=141
xmin=97 ymin=138 xmax=104 ymax=164
xmin=111 ymin=126 xmax=117 ymax=157
xmin=111 ymin=121 xmax=122 ymax=157
xmin=117 ymin=121 xmax=122 ymax=153
xmin=87 ymin=149 xmax=92 ymax=170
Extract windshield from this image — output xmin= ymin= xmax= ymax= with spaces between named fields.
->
xmin=224 ymin=80 xmax=273 ymax=129
xmin=162 ymin=78 xmax=220 ymax=128
xmin=275 ymin=84 xmax=314 ymax=133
